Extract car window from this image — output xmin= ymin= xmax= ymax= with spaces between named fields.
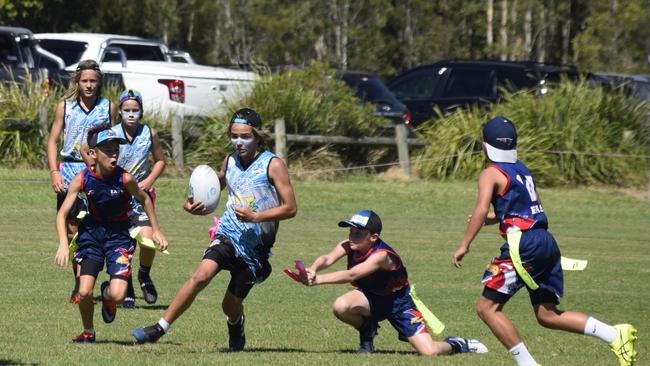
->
xmin=344 ymin=75 xmax=399 ymax=104
xmin=0 ymin=34 xmax=20 ymax=66
xmin=38 ymin=39 xmax=88 ymax=66
xmin=108 ymin=43 xmax=165 ymax=61
xmin=497 ymin=69 xmax=537 ymax=91
xmin=389 ymin=67 xmax=443 ymax=101
xmin=443 ymin=68 xmax=496 ymax=98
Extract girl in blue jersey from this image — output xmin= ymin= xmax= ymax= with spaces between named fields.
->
xmin=132 ymin=108 xmax=297 ymax=352
xmin=452 ymin=116 xmax=637 ymax=366
xmin=301 ymin=210 xmax=488 ymax=356
xmin=115 ymin=89 xmax=166 ymax=308
xmin=54 ymin=124 xmax=168 ymax=343
xmin=47 ymin=59 xmax=117 ymax=304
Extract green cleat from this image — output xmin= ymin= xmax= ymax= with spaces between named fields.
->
xmin=609 ymin=324 xmax=637 ymax=366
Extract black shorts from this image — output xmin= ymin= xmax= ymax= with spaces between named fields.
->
xmin=202 ymin=234 xmax=272 ymax=299
xmin=56 ymin=192 xmax=85 ymax=221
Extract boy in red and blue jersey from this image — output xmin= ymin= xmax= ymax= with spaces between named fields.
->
xmin=303 ymin=210 xmax=488 ymax=356
xmin=452 ymin=116 xmax=637 ymax=366
xmin=54 ymin=124 xmax=168 ymax=343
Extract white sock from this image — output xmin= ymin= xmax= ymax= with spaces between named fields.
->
xmin=509 ymin=342 xmax=537 ymax=366
xmin=84 ymin=328 xmax=95 ymax=335
xmin=584 ymin=316 xmax=617 ymax=343
xmin=157 ymin=318 xmax=170 ymax=333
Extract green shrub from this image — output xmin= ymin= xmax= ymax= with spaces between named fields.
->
xmin=415 ymin=80 xmax=649 ymax=187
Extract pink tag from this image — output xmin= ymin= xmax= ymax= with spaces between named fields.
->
xmin=208 ymin=216 xmax=221 ymax=241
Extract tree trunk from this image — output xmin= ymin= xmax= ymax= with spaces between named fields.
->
xmin=537 ymin=3 xmax=546 ymax=62
xmin=404 ymin=2 xmax=414 ymax=68
xmin=500 ymin=0 xmax=508 ymax=61
xmin=487 ymin=0 xmax=494 ymax=57
xmin=510 ymin=0 xmax=518 ymax=59
xmin=524 ymin=0 xmax=532 ymax=59
xmin=561 ymin=18 xmax=571 ymax=63
xmin=329 ymin=0 xmax=349 ymax=70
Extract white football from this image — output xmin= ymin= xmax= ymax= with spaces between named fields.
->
xmin=189 ymin=164 xmax=221 ymax=214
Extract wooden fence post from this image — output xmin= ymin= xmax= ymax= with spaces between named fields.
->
xmin=274 ymin=118 xmax=287 ymax=162
xmin=171 ymin=113 xmax=184 ymax=169
xmin=394 ymin=123 xmax=411 ymax=176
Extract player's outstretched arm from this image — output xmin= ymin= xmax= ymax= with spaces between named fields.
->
xmin=310 ymin=251 xmax=388 ymax=286
xmin=54 ymin=174 xmax=81 ymax=267
xmin=125 ymin=173 xmax=168 ymax=251
xmin=305 ymin=240 xmax=348 ymax=282
xmin=453 ymin=167 xmax=500 ymax=268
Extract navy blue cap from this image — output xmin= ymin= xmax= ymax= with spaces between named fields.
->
xmin=338 ymin=210 xmax=382 ymax=235
xmin=482 ymin=116 xmax=518 ymax=163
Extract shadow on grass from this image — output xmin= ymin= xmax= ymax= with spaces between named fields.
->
xmin=133 ymin=304 xmax=169 ymax=310
xmin=215 ymin=347 xmax=307 ymax=353
xmin=94 ymin=340 xmax=183 ymax=346
xmin=0 ymin=360 xmax=38 ymax=366
xmin=338 ymin=349 xmax=416 ymax=355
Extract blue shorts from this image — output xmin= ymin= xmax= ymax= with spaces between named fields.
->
xmin=481 ymin=228 xmax=564 ymax=304
xmin=363 ymin=287 xmax=428 ymax=339
xmin=73 ymin=219 xmax=135 ymax=279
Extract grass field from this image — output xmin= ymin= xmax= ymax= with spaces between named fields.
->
xmin=0 ymin=168 xmax=648 ymax=366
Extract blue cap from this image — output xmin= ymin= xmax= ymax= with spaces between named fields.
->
xmin=88 ymin=125 xmax=127 ymax=148
xmin=338 ymin=210 xmax=382 ymax=235
xmin=482 ymin=116 xmax=517 ymax=163
xmin=119 ymin=89 xmax=143 ymax=109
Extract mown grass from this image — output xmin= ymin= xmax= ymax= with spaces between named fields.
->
xmin=0 ymin=168 xmax=648 ymax=365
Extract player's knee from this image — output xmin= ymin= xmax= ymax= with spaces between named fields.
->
xmin=189 ymin=271 xmax=212 ymax=289
xmin=78 ymin=288 xmax=93 ymax=300
xmin=475 ymin=301 xmax=490 ymax=321
xmin=535 ymin=310 xmax=557 ymax=328
xmin=331 ymin=297 xmax=350 ymax=317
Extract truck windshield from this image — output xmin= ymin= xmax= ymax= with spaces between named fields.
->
xmin=109 ymin=43 xmax=165 ymax=61
xmin=38 ymin=39 xmax=87 ymax=66
xmin=0 ymin=34 xmax=20 ymax=67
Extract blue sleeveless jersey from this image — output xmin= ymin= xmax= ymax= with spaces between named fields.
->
xmin=60 ymin=97 xmax=111 ymax=161
xmin=80 ymin=166 xmax=132 ymax=224
xmin=347 ymin=240 xmax=409 ymax=296
xmin=217 ymin=150 xmax=280 ymax=278
xmin=491 ymin=161 xmax=548 ymax=234
xmin=117 ymin=123 xmax=152 ymax=182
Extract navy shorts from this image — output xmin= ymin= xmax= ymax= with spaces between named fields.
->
xmin=363 ymin=287 xmax=428 ymax=339
xmin=481 ymin=228 xmax=563 ymax=305
xmin=73 ymin=220 xmax=135 ymax=280
xmin=202 ymin=234 xmax=272 ymax=299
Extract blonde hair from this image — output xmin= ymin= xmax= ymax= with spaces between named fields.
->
xmin=64 ymin=59 xmax=103 ymax=100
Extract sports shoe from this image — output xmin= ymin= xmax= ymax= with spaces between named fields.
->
xmin=444 ymin=336 xmax=489 ymax=354
xmin=132 ymin=324 xmax=165 ymax=344
xmin=72 ymin=331 xmax=95 ymax=343
xmin=358 ymin=318 xmax=379 ymax=353
xmin=609 ymin=324 xmax=637 ymax=366
xmin=138 ymin=271 xmax=158 ymax=304
xmin=100 ymin=281 xmax=117 ymax=323
xmin=227 ymin=314 xmax=246 ymax=352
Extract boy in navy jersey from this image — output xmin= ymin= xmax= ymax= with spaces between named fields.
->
xmin=54 ymin=124 xmax=168 ymax=343
xmin=302 ymin=210 xmax=488 ymax=356
xmin=452 ymin=116 xmax=637 ymax=366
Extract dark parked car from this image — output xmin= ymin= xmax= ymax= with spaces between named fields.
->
xmin=340 ymin=71 xmax=412 ymax=133
xmin=387 ymin=60 xmax=580 ymax=126
xmin=588 ymin=72 xmax=650 ymax=102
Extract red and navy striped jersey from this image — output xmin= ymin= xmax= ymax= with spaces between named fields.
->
xmin=491 ymin=161 xmax=548 ymax=235
xmin=346 ymin=239 xmax=409 ymax=296
xmin=80 ymin=166 xmax=132 ymax=223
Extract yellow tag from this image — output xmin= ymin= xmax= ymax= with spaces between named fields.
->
xmin=409 ymin=284 xmax=445 ymax=335
xmin=129 ymin=226 xmax=169 ymax=255
xmin=561 ymin=256 xmax=588 ymax=271
xmin=507 ymin=231 xmax=539 ymax=290
xmin=68 ymin=233 xmax=78 ymax=261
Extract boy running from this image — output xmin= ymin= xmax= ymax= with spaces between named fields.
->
xmin=302 ymin=209 xmax=488 ymax=356
xmin=452 ymin=116 xmax=637 ymax=366
xmin=55 ymin=124 xmax=168 ymax=343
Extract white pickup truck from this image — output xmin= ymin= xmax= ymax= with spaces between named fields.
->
xmin=35 ymin=33 xmax=255 ymax=118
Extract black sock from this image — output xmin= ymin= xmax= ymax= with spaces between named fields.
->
xmin=127 ymin=278 xmax=135 ymax=297
xmin=139 ymin=265 xmax=151 ymax=275
xmin=72 ymin=266 xmax=80 ymax=292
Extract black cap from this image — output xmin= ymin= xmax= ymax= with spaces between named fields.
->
xmin=230 ymin=108 xmax=262 ymax=129
xmin=338 ymin=210 xmax=382 ymax=235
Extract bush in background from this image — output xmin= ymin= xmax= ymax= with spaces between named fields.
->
xmin=415 ymin=80 xmax=649 ymax=187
